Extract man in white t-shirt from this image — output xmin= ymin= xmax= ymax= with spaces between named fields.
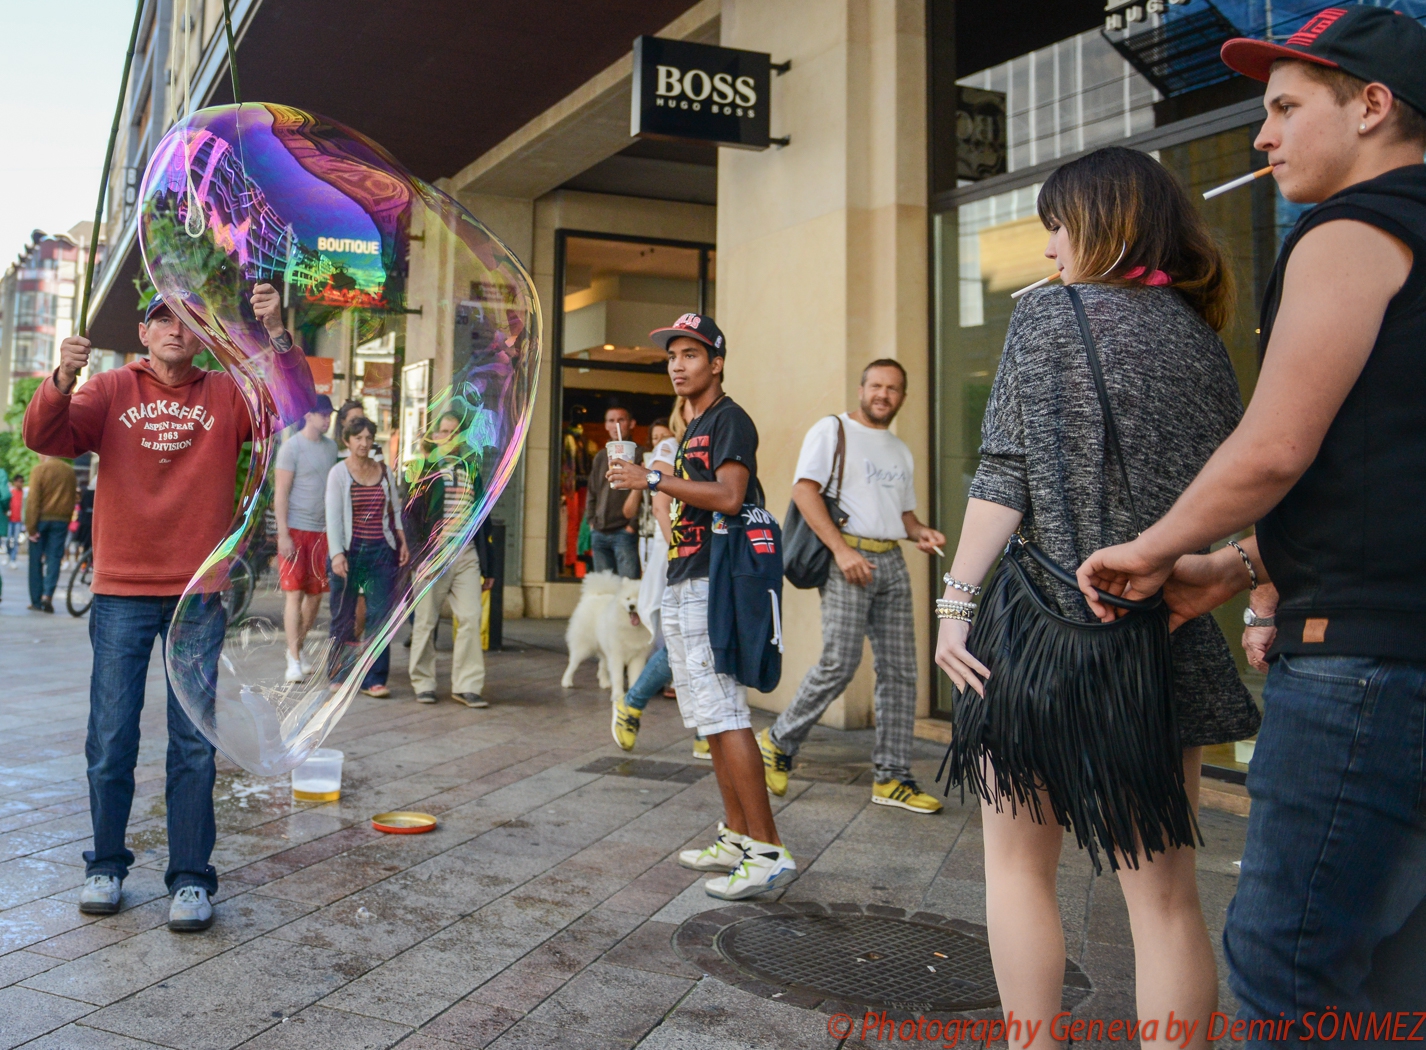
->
xmin=759 ymin=360 xmax=947 ymax=814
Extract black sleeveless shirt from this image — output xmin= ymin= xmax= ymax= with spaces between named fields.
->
xmin=1258 ymin=164 xmax=1426 ymax=660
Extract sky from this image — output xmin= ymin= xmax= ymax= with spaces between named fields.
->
xmin=0 ymin=2 xmax=136 ymax=265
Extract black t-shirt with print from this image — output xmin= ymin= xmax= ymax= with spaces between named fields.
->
xmin=667 ymin=396 xmax=759 ymax=584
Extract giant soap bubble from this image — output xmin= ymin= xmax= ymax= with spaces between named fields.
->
xmin=139 ymin=103 xmax=540 ymax=776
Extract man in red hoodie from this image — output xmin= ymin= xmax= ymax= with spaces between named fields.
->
xmin=25 ymin=283 xmax=302 ymax=932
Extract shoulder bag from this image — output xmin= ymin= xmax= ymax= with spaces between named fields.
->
xmin=782 ymin=416 xmax=849 ymax=589
xmin=938 ymin=285 xmax=1196 ymax=874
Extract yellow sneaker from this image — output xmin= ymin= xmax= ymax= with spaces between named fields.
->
xmin=758 ymin=728 xmax=791 ymax=797
xmin=611 ymin=699 xmax=641 ymax=752
xmin=872 ymin=778 xmax=943 ymax=814
xmin=691 ymin=737 xmax=711 ymax=761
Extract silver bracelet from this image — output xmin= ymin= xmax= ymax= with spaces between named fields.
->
xmin=1226 ymin=540 xmax=1257 ymax=590
xmin=942 ymin=573 xmax=982 ymax=597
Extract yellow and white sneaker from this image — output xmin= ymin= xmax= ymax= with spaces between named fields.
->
xmin=871 ymin=778 xmax=943 ymax=814
xmin=677 ymin=822 xmax=749 ymax=872
xmin=758 ymin=728 xmax=791 ymax=797
xmin=611 ymin=699 xmax=641 ymax=752
xmin=704 ymin=842 xmax=798 ymax=900
xmin=691 ymin=737 xmax=711 ymax=761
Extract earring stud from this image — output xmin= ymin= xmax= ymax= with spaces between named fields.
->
xmin=1360 ymin=123 xmax=1368 ymax=132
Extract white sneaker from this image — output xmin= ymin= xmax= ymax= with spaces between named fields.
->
xmin=78 ymin=874 xmax=122 ymax=915
xmin=168 ymin=886 xmax=214 ymax=931
xmin=284 ymin=653 xmax=304 ymax=683
xmin=299 ymin=653 xmax=314 ymax=675
xmin=677 ymin=822 xmax=750 ymax=873
xmin=704 ymin=842 xmax=798 ymax=900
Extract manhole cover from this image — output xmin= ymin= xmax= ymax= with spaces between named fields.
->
xmin=675 ymin=902 xmax=1092 ymax=1018
xmin=717 ymin=913 xmax=997 ymax=1012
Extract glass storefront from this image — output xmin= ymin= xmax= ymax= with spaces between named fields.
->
xmin=547 ymin=231 xmax=715 ymax=580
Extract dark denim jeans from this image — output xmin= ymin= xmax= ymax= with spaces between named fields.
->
xmin=329 ymin=540 xmax=398 ymax=688
xmin=28 ymin=519 xmax=67 ymax=604
xmin=625 ymin=644 xmax=671 ymax=711
xmin=1225 ymin=654 xmax=1426 ymax=1038
xmin=85 ymin=593 xmax=224 ymax=894
xmin=590 ymin=528 xmax=640 ymax=579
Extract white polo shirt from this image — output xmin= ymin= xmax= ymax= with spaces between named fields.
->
xmin=793 ymin=413 xmax=916 ymax=541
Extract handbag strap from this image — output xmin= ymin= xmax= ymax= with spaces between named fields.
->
xmin=828 ymin=416 xmax=846 ymax=500
xmin=1065 ymin=286 xmax=1142 ymax=536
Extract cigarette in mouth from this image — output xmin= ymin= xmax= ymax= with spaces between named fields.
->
xmin=1202 ymin=165 xmax=1275 ymax=200
xmin=1010 ymin=273 xmax=1061 ymax=299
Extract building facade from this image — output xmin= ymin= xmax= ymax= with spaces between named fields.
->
xmin=0 ymin=224 xmax=103 ymax=414
xmin=80 ymin=0 xmax=1426 ymax=764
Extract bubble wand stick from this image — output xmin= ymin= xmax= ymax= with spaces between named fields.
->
xmin=77 ymin=0 xmax=144 ymax=339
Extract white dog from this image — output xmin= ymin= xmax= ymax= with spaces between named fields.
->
xmin=561 ymin=571 xmax=652 ymax=702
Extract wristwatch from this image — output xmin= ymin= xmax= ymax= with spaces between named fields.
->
xmin=646 ymin=469 xmax=662 ymax=491
xmin=1243 ymin=608 xmax=1276 ymax=628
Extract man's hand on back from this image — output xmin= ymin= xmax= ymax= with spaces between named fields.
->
xmin=251 ymin=283 xmax=284 ymax=338
xmin=55 ymin=336 xmax=92 ymax=395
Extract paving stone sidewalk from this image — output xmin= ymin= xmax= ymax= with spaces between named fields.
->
xmin=0 ymin=559 xmax=1248 ymax=1049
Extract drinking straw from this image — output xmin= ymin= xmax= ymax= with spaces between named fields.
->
xmin=1203 ymin=165 xmax=1275 ymax=200
xmin=78 ymin=0 xmax=144 ymax=338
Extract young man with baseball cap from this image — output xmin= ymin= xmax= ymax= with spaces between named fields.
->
xmin=1078 ymin=6 xmax=1426 ymax=1022
xmin=608 ymin=313 xmax=797 ymax=900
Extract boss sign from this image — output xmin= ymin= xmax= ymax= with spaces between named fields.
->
xmin=631 ymin=35 xmax=773 ymax=150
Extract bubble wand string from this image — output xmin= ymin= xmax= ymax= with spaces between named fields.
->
xmin=78 ymin=0 xmax=144 ymax=339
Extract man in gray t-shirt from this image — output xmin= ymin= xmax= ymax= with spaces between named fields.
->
xmin=274 ymin=395 xmax=338 ymax=682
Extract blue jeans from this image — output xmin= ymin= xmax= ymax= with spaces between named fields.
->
xmin=590 ymin=528 xmax=640 ymax=579
xmin=28 ymin=519 xmax=67 ymax=604
xmin=6 ymin=520 xmax=20 ymax=560
xmin=329 ymin=540 xmax=398 ymax=688
xmin=85 ymin=594 xmax=224 ymax=894
xmin=1225 ymin=654 xmax=1426 ymax=1036
xmin=626 ymin=645 xmax=671 ymax=711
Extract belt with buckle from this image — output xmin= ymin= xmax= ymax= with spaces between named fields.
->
xmin=841 ymin=534 xmax=899 ymax=553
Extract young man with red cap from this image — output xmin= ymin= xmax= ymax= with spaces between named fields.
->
xmin=608 ymin=313 xmax=797 ymax=899
xmin=1078 ymin=5 xmax=1426 ymax=1023
xmin=26 ymin=284 xmax=306 ymax=933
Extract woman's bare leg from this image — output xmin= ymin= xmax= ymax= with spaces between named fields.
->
xmin=981 ymin=792 xmax=1069 ymax=1050
xmin=1115 ymin=748 xmax=1216 ymax=1050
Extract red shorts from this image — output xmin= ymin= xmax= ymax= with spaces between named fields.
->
xmin=279 ymin=528 xmax=330 ymax=594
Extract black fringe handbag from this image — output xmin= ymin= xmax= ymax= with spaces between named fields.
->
xmin=939 ymin=286 xmax=1198 ymax=874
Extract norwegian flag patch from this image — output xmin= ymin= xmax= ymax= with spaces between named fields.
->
xmin=748 ymin=528 xmax=778 ymax=555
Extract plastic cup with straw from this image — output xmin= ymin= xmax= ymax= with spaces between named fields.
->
xmin=607 ymin=421 xmax=637 ymax=488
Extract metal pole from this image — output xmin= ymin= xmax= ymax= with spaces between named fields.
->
xmin=77 ymin=0 xmax=144 ymax=339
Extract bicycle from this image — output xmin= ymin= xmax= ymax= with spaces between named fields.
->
xmin=66 ymin=547 xmax=95 ymax=617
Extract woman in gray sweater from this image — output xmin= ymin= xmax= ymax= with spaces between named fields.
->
xmin=935 ymin=147 xmax=1260 ymax=1047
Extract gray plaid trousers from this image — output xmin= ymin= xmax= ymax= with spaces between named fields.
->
xmin=770 ymin=546 xmax=917 ymax=782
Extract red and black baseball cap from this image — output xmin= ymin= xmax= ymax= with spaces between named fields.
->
xmin=649 ymin=313 xmax=727 ymax=357
xmin=1221 ymin=6 xmax=1426 ymax=117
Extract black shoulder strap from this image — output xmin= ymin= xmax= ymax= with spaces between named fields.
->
xmin=1066 ymin=285 xmax=1141 ymax=535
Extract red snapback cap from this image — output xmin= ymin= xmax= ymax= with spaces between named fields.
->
xmin=1220 ymin=6 xmax=1426 ymax=117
